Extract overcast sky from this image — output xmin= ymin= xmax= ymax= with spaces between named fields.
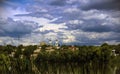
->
xmin=0 ymin=0 xmax=120 ymax=45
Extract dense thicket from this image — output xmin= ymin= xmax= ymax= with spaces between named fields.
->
xmin=0 ymin=43 xmax=119 ymax=73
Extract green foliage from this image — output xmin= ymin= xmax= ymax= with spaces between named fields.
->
xmin=3 ymin=45 xmax=16 ymax=54
xmin=114 ymin=44 xmax=120 ymax=54
xmin=0 ymin=54 xmax=11 ymax=71
xmin=14 ymin=48 xmax=22 ymax=58
xmin=35 ymin=45 xmax=114 ymax=63
xmin=0 ymin=43 xmax=119 ymax=73
xmin=23 ymin=45 xmax=37 ymax=59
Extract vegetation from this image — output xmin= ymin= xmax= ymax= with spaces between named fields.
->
xmin=0 ymin=43 xmax=119 ymax=73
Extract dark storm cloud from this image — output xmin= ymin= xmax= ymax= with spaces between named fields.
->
xmin=50 ymin=0 xmax=66 ymax=6
xmin=75 ymin=31 xmax=120 ymax=45
xmin=114 ymin=25 xmax=120 ymax=32
xmin=96 ymin=33 xmax=120 ymax=45
xmin=102 ymin=34 xmax=120 ymax=41
xmin=0 ymin=0 xmax=4 ymax=3
xmin=49 ymin=7 xmax=120 ymax=33
xmin=0 ymin=0 xmax=119 ymax=45
xmin=66 ymin=20 xmax=120 ymax=33
xmin=82 ymin=25 xmax=111 ymax=33
xmin=15 ymin=12 xmax=54 ymax=20
xmin=82 ymin=0 xmax=120 ymax=10
xmin=51 ymin=13 xmax=120 ymax=33
xmin=81 ymin=20 xmax=120 ymax=33
xmin=0 ymin=18 xmax=38 ymax=37
xmin=0 ymin=0 xmax=5 ymax=6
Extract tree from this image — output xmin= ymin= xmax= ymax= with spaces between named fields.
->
xmin=23 ymin=45 xmax=37 ymax=59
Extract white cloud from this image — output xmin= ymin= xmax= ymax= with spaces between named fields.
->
xmin=66 ymin=0 xmax=89 ymax=4
xmin=63 ymin=35 xmax=76 ymax=43
xmin=104 ymin=40 xmax=120 ymax=45
xmin=0 ymin=7 xmax=30 ymax=19
xmin=68 ymin=20 xmax=84 ymax=24
xmin=83 ymin=10 xmax=108 ymax=20
xmin=44 ymin=14 xmax=54 ymax=18
xmin=39 ymin=23 xmax=67 ymax=32
xmin=107 ymin=17 xmax=120 ymax=24
xmin=13 ymin=16 xmax=50 ymax=25
xmin=11 ymin=7 xmax=30 ymax=15
xmin=44 ymin=32 xmax=58 ymax=40
xmin=12 ymin=16 xmax=68 ymax=32
xmin=64 ymin=7 xmax=80 ymax=13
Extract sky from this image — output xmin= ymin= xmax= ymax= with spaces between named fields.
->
xmin=0 ymin=0 xmax=120 ymax=45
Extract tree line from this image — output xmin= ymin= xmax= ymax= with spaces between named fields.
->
xmin=0 ymin=43 xmax=120 ymax=73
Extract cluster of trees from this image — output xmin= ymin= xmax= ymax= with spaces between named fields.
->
xmin=35 ymin=43 xmax=119 ymax=63
xmin=0 ymin=43 xmax=120 ymax=73
xmin=0 ymin=43 xmax=120 ymax=62
xmin=0 ymin=45 xmax=37 ymax=73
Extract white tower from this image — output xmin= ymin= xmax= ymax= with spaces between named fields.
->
xmin=49 ymin=39 xmax=52 ymax=45
xmin=55 ymin=39 xmax=59 ymax=47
